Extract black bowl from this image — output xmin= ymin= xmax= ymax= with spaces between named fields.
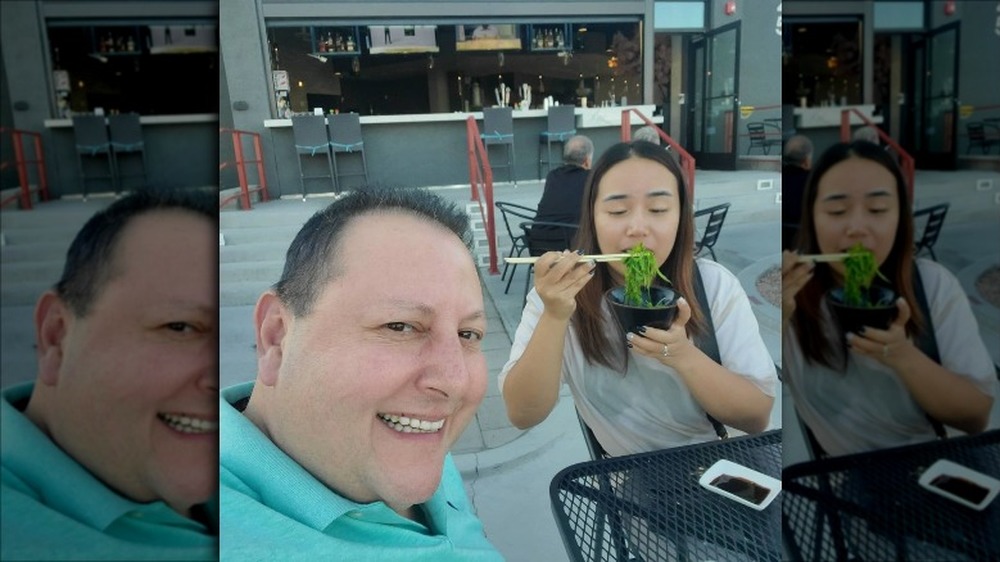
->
xmin=827 ymin=286 xmax=898 ymax=334
xmin=605 ymin=286 xmax=679 ymax=333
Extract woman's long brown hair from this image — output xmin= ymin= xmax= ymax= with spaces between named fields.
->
xmin=792 ymin=141 xmax=924 ymax=369
xmin=572 ymin=141 xmax=708 ymax=371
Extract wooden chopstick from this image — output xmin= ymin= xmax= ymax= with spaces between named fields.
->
xmin=796 ymin=253 xmax=852 ymax=263
xmin=504 ymin=253 xmax=630 ymax=265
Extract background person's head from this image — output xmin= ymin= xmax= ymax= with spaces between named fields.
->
xmin=572 ymin=140 xmax=707 ymax=367
xmin=246 ymin=188 xmax=488 ymax=519
xmin=793 ymin=141 xmax=924 ymax=362
xmin=783 ymin=134 xmax=814 ymax=170
xmin=852 ymin=125 xmax=881 ymax=145
xmin=632 ymin=125 xmax=661 ymax=145
xmin=563 ymin=135 xmax=594 ymax=169
xmin=27 ymin=189 xmax=219 ymax=518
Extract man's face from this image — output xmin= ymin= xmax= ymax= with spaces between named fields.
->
xmin=40 ymin=210 xmax=218 ymax=515
xmin=258 ymin=213 xmax=487 ymax=514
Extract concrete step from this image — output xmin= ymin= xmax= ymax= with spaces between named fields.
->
xmin=221 ymin=280 xmax=273 ymax=307
xmin=220 ymin=260 xmax=285 ymax=285
xmin=1 ymin=241 xmax=72 ymax=264
xmin=219 ymin=242 xmax=290 ymax=263
xmin=219 ymin=225 xmax=302 ymax=246
xmin=1 ymin=284 xmax=45 ymax=307
xmin=0 ymin=260 xmax=64 ymax=285
xmin=0 ymin=225 xmax=85 ymax=245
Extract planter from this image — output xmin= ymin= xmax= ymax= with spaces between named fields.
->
xmin=605 ymin=286 xmax=679 ymax=333
xmin=826 ymin=286 xmax=898 ymax=334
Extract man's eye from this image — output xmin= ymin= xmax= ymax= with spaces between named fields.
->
xmin=385 ymin=322 xmax=415 ymax=333
xmin=459 ymin=329 xmax=484 ymax=342
xmin=165 ymin=322 xmax=195 ymax=333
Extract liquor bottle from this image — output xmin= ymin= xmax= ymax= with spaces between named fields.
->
xmin=346 ymin=34 xmax=355 ymax=51
xmin=556 ymin=28 xmax=564 ymax=48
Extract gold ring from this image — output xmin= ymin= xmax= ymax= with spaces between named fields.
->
xmin=662 ymin=344 xmax=670 ymax=357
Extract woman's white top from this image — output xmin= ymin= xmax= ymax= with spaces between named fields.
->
xmin=782 ymin=258 xmax=997 ymax=457
xmin=498 ymin=259 xmax=778 ymax=457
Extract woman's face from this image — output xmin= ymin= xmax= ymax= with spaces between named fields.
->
xmin=812 ymin=156 xmax=900 ymax=280
xmin=593 ymin=156 xmax=681 ymax=282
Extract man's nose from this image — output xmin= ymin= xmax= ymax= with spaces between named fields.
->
xmin=419 ymin=334 xmax=477 ymax=399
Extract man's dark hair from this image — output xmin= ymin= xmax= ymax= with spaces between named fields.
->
xmin=55 ymin=188 xmax=218 ymax=316
xmin=274 ymin=188 xmax=473 ymax=317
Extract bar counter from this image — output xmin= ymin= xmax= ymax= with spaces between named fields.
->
xmin=42 ymin=114 xmax=220 ymax=197
xmin=263 ymin=106 xmax=662 ymax=196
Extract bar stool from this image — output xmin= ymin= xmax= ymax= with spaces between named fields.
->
xmin=108 ymin=113 xmax=147 ymax=193
xmin=291 ymin=114 xmax=336 ymax=200
xmin=481 ymin=107 xmax=515 ymax=184
xmin=71 ymin=115 xmax=116 ymax=199
xmin=327 ymin=112 xmax=369 ymax=192
xmin=538 ymin=105 xmax=576 ymax=178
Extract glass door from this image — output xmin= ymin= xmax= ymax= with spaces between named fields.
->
xmin=687 ymin=22 xmax=740 ymax=170
xmin=908 ymin=22 xmax=959 ymax=170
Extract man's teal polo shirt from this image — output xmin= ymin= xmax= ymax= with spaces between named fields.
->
xmin=0 ymin=382 xmax=218 ymax=560
xmin=219 ymin=382 xmax=505 ymax=561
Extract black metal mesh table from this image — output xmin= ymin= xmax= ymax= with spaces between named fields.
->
xmin=550 ymin=430 xmax=782 ymax=562
xmin=782 ymin=429 xmax=1000 ymax=561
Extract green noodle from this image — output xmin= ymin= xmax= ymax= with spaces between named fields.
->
xmin=842 ymin=243 xmax=888 ymax=307
xmin=622 ymin=243 xmax=671 ymax=307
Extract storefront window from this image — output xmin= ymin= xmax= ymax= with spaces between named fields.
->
xmin=266 ymin=20 xmax=643 ymax=117
xmin=781 ymin=18 xmax=863 ymax=107
xmin=47 ymin=21 xmax=218 ymax=117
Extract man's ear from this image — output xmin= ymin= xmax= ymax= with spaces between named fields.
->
xmin=254 ymin=292 xmax=290 ymax=387
xmin=34 ymin=291 xmax=71 ymax=387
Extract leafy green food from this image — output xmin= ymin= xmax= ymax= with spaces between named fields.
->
xmin=842 ymin=243 xmax=889 ymax=307
xmin=622 ymin=243 xmax=671 ymax=307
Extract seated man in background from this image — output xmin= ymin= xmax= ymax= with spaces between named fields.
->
xmin=1 ymin=190 xmax=219 ymax=560
xmin=632 ymin=125 xmax=661 ymax=145
xmin=781 ymin=134 xmax=814 ymax=251
xmin=534 ymin=134 xmax=594 ymax=228
xmin=219 ymin=188 xmax=504 ymax=561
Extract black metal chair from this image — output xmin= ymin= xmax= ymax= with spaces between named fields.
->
xmin=481 ymin=107 xmax=515 ymax=184
xmin=494 ymin=201 xmax=537 ymax=294
xmin=693 ymin=202 xmax=731 ymax=261
xmin=538 ymin=105 xmax=576 ymax=178
xmin=747 ymin=122 xmax=782 ymax=155
xmin=291 ymin=114 xmax=335 ymax=200
xmin=71 ymin=115 xmax=116 ymax=198
xmin=108 ymin=113 xmax=147 ymax=193
xmin=913 ymin=203 xmax=949 ymax=262
xmin=966 ymin=122 xmax=999 ymax=154
xmin=328 ymin=112 xmax=369 ymax=192
xmin=576 ymin=408 xmax=610 ymax=461
xmin=520 ymin=219 xmax=579 ymax=307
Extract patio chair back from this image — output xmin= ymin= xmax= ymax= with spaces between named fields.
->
xmin=694 ymin=202 xmax=731 ymax=261
xmin=494 ymin=201 xmax=537 ymax=293
xmin=913 ymin=203 xmax=949 ymax=262
xmin=520 ymin=219 xmax=579 ymax=305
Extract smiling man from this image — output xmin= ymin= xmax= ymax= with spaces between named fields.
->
xmin=219 ymin=188 xmax=503 ymax=560
xmin=0 ymin=190 xmax=219 ymax=560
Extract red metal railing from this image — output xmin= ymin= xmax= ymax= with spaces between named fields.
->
xmin=0 ymin=127 xmax=49 ymax=210
xmin=219 ymin=128 xmax=269 ymax=210
xmin=840 ymin=109 xmax=915 ymax=200
xmin=465 ymin=115 xmax=499 ymax=275
xmin=621 ymin=109 xmax=697 ymax=199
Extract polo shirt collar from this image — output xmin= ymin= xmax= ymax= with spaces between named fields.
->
xmin=220 ymin=382 xmax=453 ymax=534
xmin=1 ymin=382 xmax=188 ymax=531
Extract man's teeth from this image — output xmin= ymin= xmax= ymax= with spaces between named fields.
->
xmin=377 ymin=413 xmax=445 ymax=434
xmin=158 ymin=413 xmax=218 ymax=434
